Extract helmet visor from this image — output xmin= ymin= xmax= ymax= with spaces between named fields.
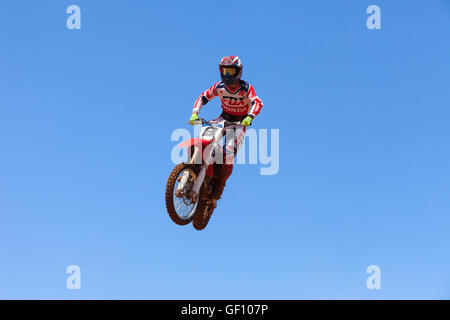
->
xmin=221 ymin=67 xmax=237 ymax=76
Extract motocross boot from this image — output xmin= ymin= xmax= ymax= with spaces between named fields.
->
xmin=210 ymin=164 xmax=233 ymax=201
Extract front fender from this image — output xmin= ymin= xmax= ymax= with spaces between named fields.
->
xmin=178 ymin=138 xmax=211 ymax=148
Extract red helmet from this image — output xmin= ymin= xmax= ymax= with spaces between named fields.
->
xmin=219 ymin=56 xmax=243 ymax=85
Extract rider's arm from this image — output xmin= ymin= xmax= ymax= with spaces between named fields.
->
xmin=247 ymin=84 xmax=263 ymax=119
xmin=192 ymin=82 xmax=220 ymax=114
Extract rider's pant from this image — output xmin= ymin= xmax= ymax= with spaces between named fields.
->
xmin=209 ymin=115 xmax=246 ymax=199
xmin=212 ymin=115 xmax=246 ymax=165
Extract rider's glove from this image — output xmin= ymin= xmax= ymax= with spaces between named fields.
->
xmin=242 ymin=115 xmax=253 ymax=127
xmin=188 ymin=112 xmax=199 ymax=125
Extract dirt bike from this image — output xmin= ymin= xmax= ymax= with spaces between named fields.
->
xmin=165 ymin=118 xmax=243 ymax=230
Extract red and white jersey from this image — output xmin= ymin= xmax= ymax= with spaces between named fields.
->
xmin=193 ymin=80 xmax=263 ymax=118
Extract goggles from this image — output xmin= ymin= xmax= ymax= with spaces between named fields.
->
xmin=221 ymin=67 xmax=237 ymax=76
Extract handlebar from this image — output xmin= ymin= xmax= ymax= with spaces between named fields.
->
xmin=188 ymin=117 xmax=243 ymax=127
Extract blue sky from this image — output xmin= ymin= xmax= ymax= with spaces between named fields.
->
xmin=1 ymin=0 xmax=450 ymax=299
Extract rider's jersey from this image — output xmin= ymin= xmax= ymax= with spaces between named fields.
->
xmin=193 ymin=80 xmax=263 ymax=119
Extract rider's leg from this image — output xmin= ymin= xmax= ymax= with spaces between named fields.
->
xmin=210 ymin=126 xmax=245 ymax=200
xmin=211 ymin=164 xmax=233 ymax=200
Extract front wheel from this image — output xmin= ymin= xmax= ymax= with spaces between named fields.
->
xmin=165 ymin=163 xmax=204 ymax=225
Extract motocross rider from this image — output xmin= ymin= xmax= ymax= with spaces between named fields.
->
xmin=188 ymin=56 xmax=263 ymax=202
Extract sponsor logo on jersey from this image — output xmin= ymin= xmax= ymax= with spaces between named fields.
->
xmin=222 ymin=105 xmax=248 ymax=114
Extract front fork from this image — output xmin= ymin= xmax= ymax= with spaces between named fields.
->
xmin=175 ymin=144 xmax=202 ymax=195
xmin=189 ymin=140 xmax=219 ymax=200
xmin=173 ymin=145 xmax=209 ymax=202
xmin=192 ymin=164 xmax=207 ymax=197
xmin=175 ymin=170 xmax=191 ymax=198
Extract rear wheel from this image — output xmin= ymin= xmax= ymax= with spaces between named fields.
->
xmin=165 ymin=163 xmax=204 ymax=225
xmin=193 ymin=201 xmax=215 ymax=230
